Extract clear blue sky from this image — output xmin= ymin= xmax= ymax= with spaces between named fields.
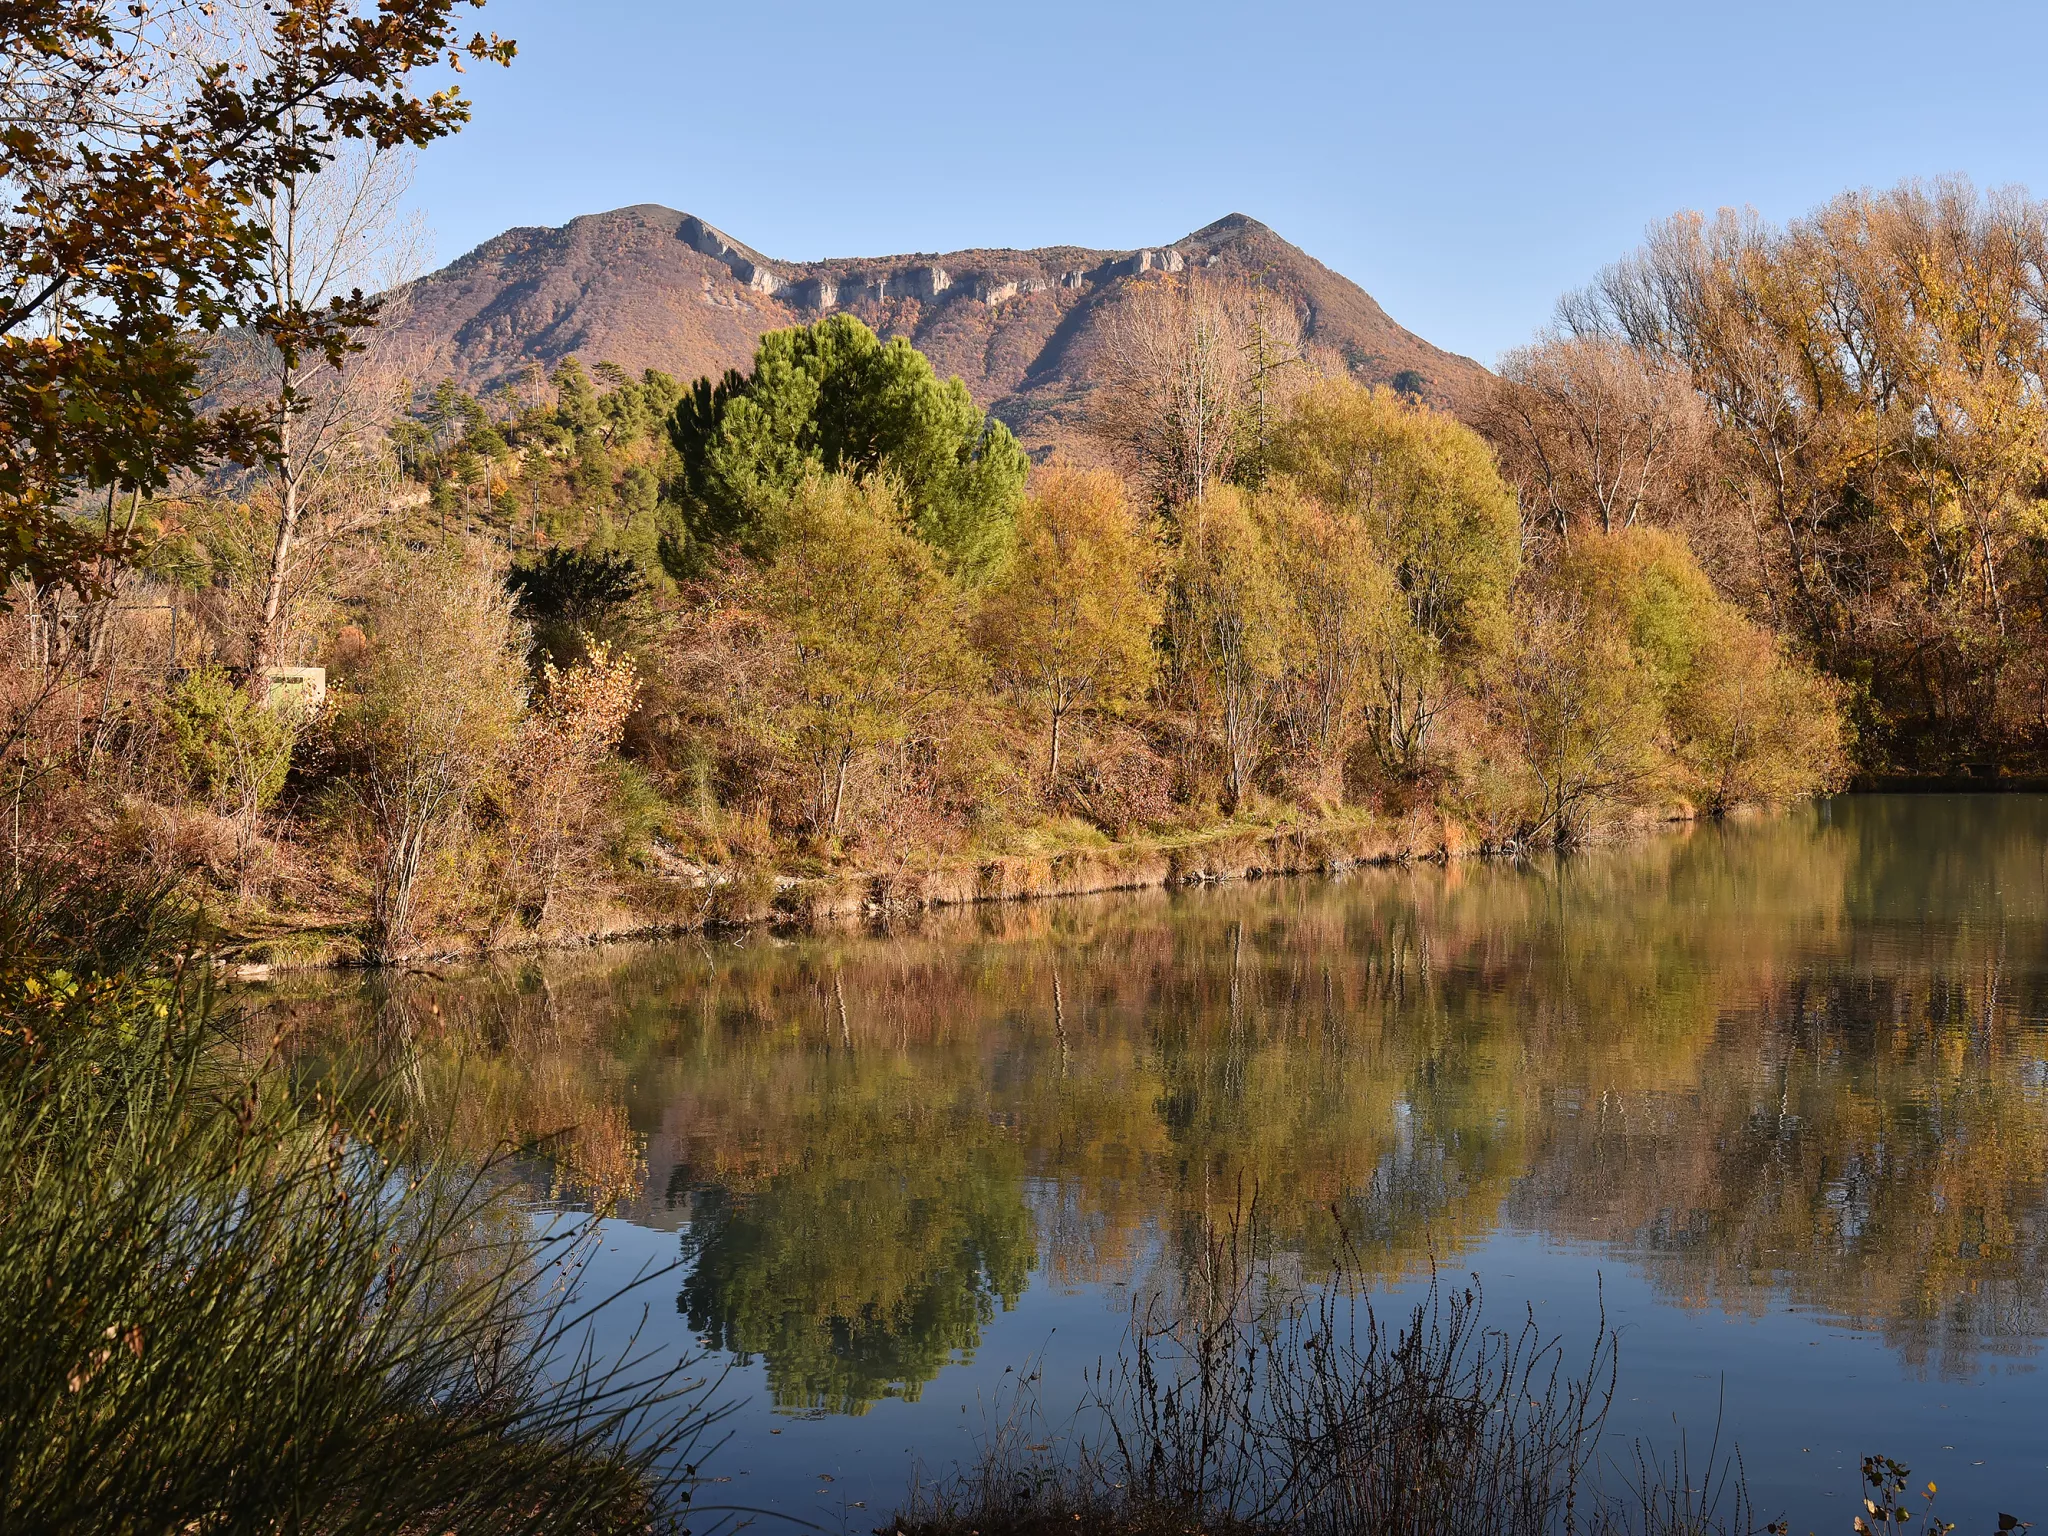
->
xmin=411 ymin=0 xmax=2048 ymax=366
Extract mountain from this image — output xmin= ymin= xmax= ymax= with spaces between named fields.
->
xmin=379 ymin=204 xmax=1489 ymax=455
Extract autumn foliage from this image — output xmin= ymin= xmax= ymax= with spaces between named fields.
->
xmin=0 ymin=188 xmax=1914 ymax=956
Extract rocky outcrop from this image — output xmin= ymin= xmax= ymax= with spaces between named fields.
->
xmin=790 ymin=274 xmax=838 ymax=309
xmin=678 ymin=214 xmax=784 ymax=294
xmin=1108 ymin=247 xmax=1185 ymax=278
xmin=900 ymin=264 xmax=951 ymax=299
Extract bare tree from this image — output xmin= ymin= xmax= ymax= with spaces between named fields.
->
xmin=1091 ymin=275 xmax=1304 ymax=515
xmin=234 ymin=134 xmax=432 ymax=675
xmin=1477 ymin=334 xmax=1712 ymax=544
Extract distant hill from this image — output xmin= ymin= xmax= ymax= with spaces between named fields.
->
xmin=378 ymin=205 xmax=1489 ymax=456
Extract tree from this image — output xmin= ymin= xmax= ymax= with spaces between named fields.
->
xmin=1666 ymin=601 xmax=1847 ymax=811
xmin=329 ymin=546 xmax=526 ymax=962
xmin=668 ymin=316 xmax=1028 ymax=578
xmin=1263 ymin=484 xmax=1402 ymax=795
xmin=239 ymin=138 xmax=428 ymax=674
xmin=508 ymin=547 xmax=647 ymax=667
xmin=504 ymin=642 xmax=637 ymax=930
xmin=0 ymin=0 xmax=515 ymax=598
xmin=1494 ymin=526 xmax=1844 ymax=841
xmin=1477 ymin=335 xmax=1712 ymax=544
xmin=743 ymin=475 xmax=976 ymax=838
xmin=594 ymin=365 xmax=680 ymax=447
xmin=1565 ymin=178 xmax=2048 ymax=766
xmin=1173 ymin=488 xmax=1289 ymax=812
xmin=1493 ymin=587 xmax=1665 ymax=847
xmin=1584 ymin=526 xmax=1846 ymax=812
xmin=1232 ymin=279 xmax=1307 ymax=492
xmin=1271 ymin=383 xmax=1519 ymax=776
xmin=977 ymin=468 xmax=1159 ymax=786
xmin=551 ymin=357 xmax=600 ymax=437
xmin=1090 ymin=274 xmax=1303 ymax=515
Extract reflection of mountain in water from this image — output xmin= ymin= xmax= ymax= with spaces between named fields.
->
xmin=275 ymin=796 xmax=2048 ymax=1406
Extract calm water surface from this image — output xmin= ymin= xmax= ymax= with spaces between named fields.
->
xmin=272 ymin=795 xmax=2048 ymax=1524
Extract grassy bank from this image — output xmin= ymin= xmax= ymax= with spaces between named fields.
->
xmin=215 ymin=796 xmax=1744 ymax=970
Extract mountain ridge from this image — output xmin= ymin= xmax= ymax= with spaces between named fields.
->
xmin=379 ymin=204 xmax=1490 ymax=455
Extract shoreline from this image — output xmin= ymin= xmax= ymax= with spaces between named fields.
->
xmin=221 ymin=783 xmax=2035 ymax=975
xmin=1848 ymin=772 xmax=2048 ymax=793
xmin=224 ymin=812 xmax=1479 ymax=975
xmin=221 ymin=798 xmax=1754 ymax=976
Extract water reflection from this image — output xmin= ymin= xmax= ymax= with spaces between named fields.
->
xmin=264 ymin=796 xmax=2048 ymax=1410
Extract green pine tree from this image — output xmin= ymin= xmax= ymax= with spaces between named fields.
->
xmin=665 ymin=315 xmax=1028 ymax=578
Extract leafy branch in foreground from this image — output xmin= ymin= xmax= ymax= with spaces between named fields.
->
xmin=0 ymin=0 xmax=515 ymax=596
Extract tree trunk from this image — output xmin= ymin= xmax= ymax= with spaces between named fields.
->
xmin=252 ymin=413 xmax=300 ymax=680
xmin=830 ymin=750 xmax=851 ymax=835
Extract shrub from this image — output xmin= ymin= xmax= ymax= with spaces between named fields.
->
xmin=327 ymin=546 xmax=527 ymax=961
xmin=160 ymin=664 xmax=302 ymax=881
xmin=897 ymin=1210 xmax=1613 ymax=1536
xmin=504 ymin=642 xmax=640 ymax=930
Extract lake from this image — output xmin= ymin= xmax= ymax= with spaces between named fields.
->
xmin=264 ymin=794 xmax=2048 ymax=1526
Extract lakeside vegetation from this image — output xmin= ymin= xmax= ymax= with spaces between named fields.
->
xmin=0 ymin=6 xmax=714 ymax=1530
xmin=0 ymin=880 xmax=715 ymax=1531
xmin=6 ymin=251 xmax=1871 ymax=962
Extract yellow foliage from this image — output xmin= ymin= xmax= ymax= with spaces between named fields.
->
xmin=745 ymin=475 xmax=978 ymax=839
xmin=978 ymin=468 xmax=1161 ymax=786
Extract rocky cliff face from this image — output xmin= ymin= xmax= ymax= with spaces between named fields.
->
xmin=379 ymin=204 xmax=1489 ymax=454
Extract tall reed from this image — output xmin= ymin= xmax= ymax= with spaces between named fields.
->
xmin=0 ymin=879 xmax=718 ymax=1534
xmin=898 ymin=1208 xmax=2029 ymax=1536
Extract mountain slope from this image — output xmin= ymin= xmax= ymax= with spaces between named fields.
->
xmin=380 ymin=205 xmax=1489 ymax=454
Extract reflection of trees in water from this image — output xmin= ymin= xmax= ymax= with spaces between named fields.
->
xmin=264 ymin=969 xmax=649 ymax=1212
xmin=1495 ymin=799 xmax=2048 ymax=1375
xmin=272 ymin=798 xmax=2048 ymax=1396
xmin=675 ymin=1149 xmax=1033 ymax=1414
xmin=1512 ymin=972 xmax=2048 ymax=1377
